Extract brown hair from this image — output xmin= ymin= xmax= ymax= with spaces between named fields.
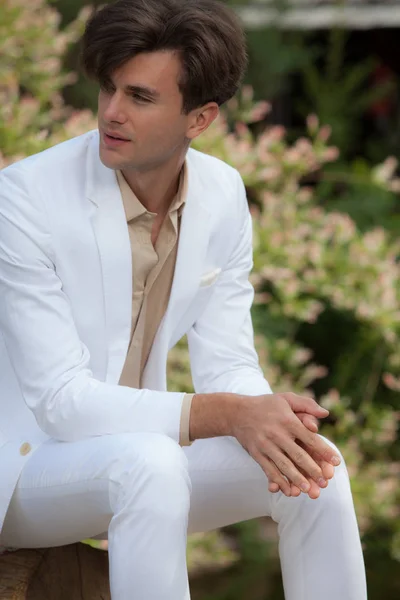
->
xmin=81 ymin=0 xmax=248 ymax=114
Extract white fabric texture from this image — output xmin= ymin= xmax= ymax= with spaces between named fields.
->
xmin=0 ymin=432 xmax=367 ymax=600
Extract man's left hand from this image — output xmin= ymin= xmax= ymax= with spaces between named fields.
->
xmin=268 ymin=413 xmax=335 ymax=499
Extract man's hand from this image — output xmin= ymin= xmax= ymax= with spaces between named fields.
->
xmin=268 ymin=406 xmax=335 ymax=499
xmin=296 ymin=411 xmax=320 ymax=434
xmin=268 ymin=438 xmax=336 ymax=499
xmin=230 ymin=392 xmax=341 ymax=499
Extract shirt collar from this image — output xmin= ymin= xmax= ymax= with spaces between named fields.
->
xmin=116 ymin=160 xmax=188 ymax=224
xmin=171 ymin=161 xmax=188 ymax=218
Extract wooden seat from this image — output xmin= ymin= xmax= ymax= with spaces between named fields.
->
xmin=0 ymin=543 xmax=110 ymax=599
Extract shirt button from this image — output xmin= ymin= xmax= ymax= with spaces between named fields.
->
xmin=19 ymin=442 xmax=32 ymax=456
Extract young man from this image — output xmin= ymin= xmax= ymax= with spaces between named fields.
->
xmin=0 ymin=0 xmax=367 ymax=598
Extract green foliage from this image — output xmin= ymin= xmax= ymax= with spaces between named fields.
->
xmin=0 ymin=0 xmax=95 ymax=167
xmin=245 ymin=28 xmax=315 ymax=102
xmin=315 ymin=158 xmax=400 ymax=237
xmin=187 ymin=532 xmax=239 ymax=576
xmin=298 ymin=28 xmax=395 ymax=158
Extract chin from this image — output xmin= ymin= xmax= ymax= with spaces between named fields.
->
xmin=99 ymin=147 xmax=124 ymax=170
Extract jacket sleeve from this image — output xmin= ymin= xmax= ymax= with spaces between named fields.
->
xmin=187 ymin=170 xmax=273 ymax=397
xmin=0 ymin=167 xmax=185 ymax=443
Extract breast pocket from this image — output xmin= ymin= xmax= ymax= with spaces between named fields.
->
xmin=199 ymin=267 xmax=222 ymax=289
xmin=194 ymin=267 xmax=221 ymax=313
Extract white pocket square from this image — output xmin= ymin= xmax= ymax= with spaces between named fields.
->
xmin=199 ymin=268 xmax=222 ymax=287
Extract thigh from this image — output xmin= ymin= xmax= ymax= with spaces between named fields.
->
xmin=0 ymin=432 xmax=157 ymax=548
xmin=185 ymin=436 xmax=273 ymax=534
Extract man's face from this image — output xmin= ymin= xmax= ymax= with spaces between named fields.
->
xmin=98 ymin=51 xmax=194 ymax=172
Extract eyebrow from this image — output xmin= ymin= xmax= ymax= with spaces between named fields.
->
xmin=125 ymin=85 xmax=160 ymax=99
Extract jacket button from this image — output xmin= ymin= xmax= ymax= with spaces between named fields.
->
xmin=19 ymin=443 xmax=32 ymax=456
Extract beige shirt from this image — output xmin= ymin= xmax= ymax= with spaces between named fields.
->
xmin=116 ymin=166 xmax=193 ymax=446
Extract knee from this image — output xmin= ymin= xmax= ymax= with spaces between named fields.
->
xmin=107 ymin=433 xmax=191 ymax=515
xmin=108 ymin=431 xmax=189 ymax=479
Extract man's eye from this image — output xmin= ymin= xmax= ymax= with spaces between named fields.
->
xmin=131 ymin=94 xmax=150 ymax=103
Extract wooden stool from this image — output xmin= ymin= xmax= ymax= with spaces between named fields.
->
xmin=0 ymin=543 xmax=110 ymax=599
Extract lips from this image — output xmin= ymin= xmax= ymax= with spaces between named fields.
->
xmin=104 ymin=131 xmax=130 ymax=141
xmin=102 ymin=130 xmax=131 ymax=148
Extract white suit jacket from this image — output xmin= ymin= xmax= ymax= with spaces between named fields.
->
xmin=0 ymin=130 xmax=271 ymax=535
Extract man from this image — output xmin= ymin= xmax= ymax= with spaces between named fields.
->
xmin=0 ymin=0 xmax=367 ymax=598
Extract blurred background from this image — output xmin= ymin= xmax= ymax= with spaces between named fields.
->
xmin=1 ymin=0 xmax=400 ymax=597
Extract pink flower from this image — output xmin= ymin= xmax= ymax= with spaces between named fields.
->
xmin=307 ymin=114 xmax=319 ymax=135
xmin=318 ymin=125 xmax=332 ymax=143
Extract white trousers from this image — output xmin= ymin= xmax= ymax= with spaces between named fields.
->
xmin=0 ymin=432 xmax=367 ymax=600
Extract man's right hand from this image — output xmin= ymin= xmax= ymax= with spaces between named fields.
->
xmin=229 ymin=392 xmax=341 ymax=498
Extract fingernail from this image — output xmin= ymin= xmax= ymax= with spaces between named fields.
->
xmin=301 ymin=482 xmax=310 ymax=492
xmin=318 ymin=478 xmax=327 ymax=487
xmin=332 ymin=456 xmax=341 ymax=466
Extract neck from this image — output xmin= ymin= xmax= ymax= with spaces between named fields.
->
xmin=121 ymin=150 xmax=187 ymax=215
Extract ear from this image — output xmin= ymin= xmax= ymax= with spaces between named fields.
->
xmin=186 ymin=102 xmax=219 ymax=141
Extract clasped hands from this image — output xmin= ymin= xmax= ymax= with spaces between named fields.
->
xmin=233 ymin=392 xmax=340 ymax=500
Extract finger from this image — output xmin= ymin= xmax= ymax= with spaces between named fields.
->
xmin=254 ymin=451 xmax=292 ymax=497
xmin=280 ymin=438 xmax=327 ymax=487
xmin=281 ymin=473 xmax=326 ymax=499
xmin=283 ymin=393 xmax=330 ymax=418
xmin=297 ymin=413 xmax=319 ymax=433
xmin=289 ymin=483 xmax=302 ymax=497
xmin=290 ymin=479 xmax=322 ymax=499
xmin=269 ymin=482 xmax=280 ymax=493
xmin=266 ymin=446 xmax=311 ymax=493
xmin=296 ymin=463 xmax=327 ymax=499
xmin=321 ymin=460 xmax=334 ymax=480
xmin=292 ymin=422 xmax=341 ymax=467
xmin=292 ymin=460 xmax=324 ymax=499
xmin=289 ymin=476 xmax=321 ymax=499
xmin=300 ymin=444 xmax=335 ymax=480
xmin=305 ymin=477 xmax=322 ymax=499
xmin=295 ymin=439 xmax=335 ymax=481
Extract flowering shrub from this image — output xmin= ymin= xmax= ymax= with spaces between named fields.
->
xmin=0 ymin=0 xmax=95 ymax=168
xmin=191 ymin=89 xmax=400 ymax=560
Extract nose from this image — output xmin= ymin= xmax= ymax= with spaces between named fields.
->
xmin=102 ymin=91 xmax=128 ymax=124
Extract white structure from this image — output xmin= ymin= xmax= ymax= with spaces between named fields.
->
xmin=236 ymin=1 xmax=400 ymax=30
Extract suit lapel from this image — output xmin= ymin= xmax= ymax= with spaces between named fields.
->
xmin=86 ymin=133 xmax=132 ymax=384
xmin=165 ymin=156 xmax=211 ymax=347
xmin=86 ymin=135 xmax=211 ymax=389
xmin=142 ymin=151 xmax=211 ymax=387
